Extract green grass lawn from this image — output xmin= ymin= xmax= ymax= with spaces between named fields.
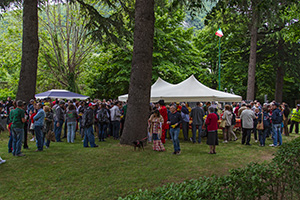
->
xmin=0 ymin=130 xmax=298 ymax=200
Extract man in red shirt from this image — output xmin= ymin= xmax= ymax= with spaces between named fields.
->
xmin=158 ymin=100 xmax=168 ymax=144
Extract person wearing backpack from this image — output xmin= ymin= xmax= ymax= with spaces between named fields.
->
xmin=97 ymin=103 xmax=109 ymax=142
xmin=270 ymin=103 xmax=283 ymax=147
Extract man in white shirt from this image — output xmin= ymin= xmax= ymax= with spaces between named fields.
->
xmin=110 ymin=101 xmax=122 ymax=140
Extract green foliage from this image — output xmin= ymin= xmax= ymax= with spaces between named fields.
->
xmin=119 ymin=137 xmax=300 ymax=200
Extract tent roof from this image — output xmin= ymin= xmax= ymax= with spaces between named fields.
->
xmin=35 ymin=89 xmax=89 ymax=100
xmin=118 ymin=75 xmax=242 ymax=102
xmin=118 ymin=77 xmax=175 ymax=102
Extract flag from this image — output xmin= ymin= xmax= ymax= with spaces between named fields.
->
xmin=215 ymin=28 xmax=223 ymax=37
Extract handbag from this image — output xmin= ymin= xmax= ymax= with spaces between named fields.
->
xmin=46 ymin=130 xmax=56 ymax=142
xmin=219 ymin=120 xmax=226 ymax=128
xmin=201 ymin=128 xmax=208 ymax=137
xmin=257 ymin=113 xmax=264 ymax=130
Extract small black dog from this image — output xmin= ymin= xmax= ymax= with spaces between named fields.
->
xmin=133 ymin=137 xmax=148 ymax=151
xmin=133 ymin=140 xmax=144 ymax=151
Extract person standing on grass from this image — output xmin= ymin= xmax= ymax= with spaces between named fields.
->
xmin=229 ymin=106 xmax=238 ymax=141
xmin=148 ymin=110 xmax=165 ymax=152
xmin=11 ymin=100 xmax=26 ymax=157
xmin=44 ymin=106 xmax=54 ymax=148
xmin=0 ymin=119 xmax=6 ymax=163
xmin=206 ymin=106 xmax=219 ymax=154
xmin=33 ymin=103 xmax=46 ymax=152
xmin=22 ymin=103 xmax=29 ymax=149
xmin=167 ymin=105 xmax=182 ymax=155
xmin=66 ymin=104 xmax=78 ymax=143
xmin=54 ymin=101 xmax=65 ymax=142
xmin=157 ymin=100 xmax=168 ymax=144
xmin=222 ymin=104 xmax=232 ymax=143
xmin=97 ymin=103 xmax=110 ymax=142
xmin=110 ymin=101 xmax=122 ymax=140
xmin=240 ymin=105 xmax=256 ymax=146
xmin=190 ymin=102 xmax=205 ymax=144
xmin=282 ymin=104 xmax=290 ymax=136
xmin=181 ymin=103 xmax=190 ymax=141
xmin=257 ymin=107 xmax=271 ymax=147
xmin=82 ymin=103 xmax=98 ymax=148
xmin=289 ymin=104 xmax=300 ymax=134
xmin=270 ymin=103 xmax=283 ymax=147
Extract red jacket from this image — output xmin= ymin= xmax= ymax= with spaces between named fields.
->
xmin=30 ymin=113 xmax=37 ymax=123
xmin=205 ymin=113 xmax=218 ymax=131
xmin=159 ymin=106 xmax=169 ymax=129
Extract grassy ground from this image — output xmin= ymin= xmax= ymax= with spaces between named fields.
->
xmin=0 ymin=130 xmax=298 ymax=200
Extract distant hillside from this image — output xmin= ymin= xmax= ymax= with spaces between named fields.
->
xmin=184 ymin=1 xmax=216 ymax=30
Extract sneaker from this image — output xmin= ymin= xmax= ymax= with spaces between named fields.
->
xmin=176 ymin=151 xmax=181 ymax=155
xmin=189 ymin=137 xmax=193 ymax=142
xmin=0 ymin=159 xmax=6 ymax=164
xmin=255 ymin=140 xmax=258 ymax=143
xmin=172 ymin=151 xmax=177 ymax=155
xmin=30 ymin=138 xmax=35 ymax=142
xmin=234 ymin=138 xmax=238 ymax=141
xmin=16 ymin=153 xmax=26 ymax=157
xmin=269 ymin=144 xmax=276 ymax=147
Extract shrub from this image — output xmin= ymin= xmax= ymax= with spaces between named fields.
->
xmin=119 ymin=137 xmax=300 ymax=200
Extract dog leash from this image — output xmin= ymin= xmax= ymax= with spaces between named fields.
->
xmin=136 ymin=137 xmax=148 ymax=145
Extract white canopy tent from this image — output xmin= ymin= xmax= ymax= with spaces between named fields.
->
xmin=118 ymin=75 xmax=242 ymax=102
xmin=118 ymin=77 xmax=175 ymax=102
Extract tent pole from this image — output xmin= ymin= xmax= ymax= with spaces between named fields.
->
xmin=218 ymin=36 xmax=221 ymax=91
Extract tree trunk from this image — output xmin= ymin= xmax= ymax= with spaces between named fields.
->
xmin=275 ymin=65 xmax=284 ymax=102
xmin=120 ymin=0 xmax=155 ymax=145
xmin=16 ymin=0 xmax=39 ymax=103
xmin=246 ymin=1 xmax=258 ymax=101
xmin=275 ymin=39 xmax=285 ymax=102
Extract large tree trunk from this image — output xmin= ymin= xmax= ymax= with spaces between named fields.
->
xmin=275 ymin=65 xmax=284 ymax=102
xmin=246 ymin=1 xmax=258 ymax=101
xmin=16 ymin=0 xmax=39 ymax=103
xmin=120 ymin=0 xmax=155 ymax=145
xmin=275 ymin=39 xmax=285 ymax=102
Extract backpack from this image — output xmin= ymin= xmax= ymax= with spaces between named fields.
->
xmin=278 ymin=111 xmax=283 ymax=123
xmin=97 ymin=109 xmax=109 ymax=123
xmin=231 ymin=112 xmax=236 ymax=125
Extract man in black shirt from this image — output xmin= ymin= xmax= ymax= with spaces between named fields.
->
xmin=167 ymin=105 xmax=182 ymax=155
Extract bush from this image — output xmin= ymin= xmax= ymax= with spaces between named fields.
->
xmin=119 ymin=138 xmax=300 ymax=200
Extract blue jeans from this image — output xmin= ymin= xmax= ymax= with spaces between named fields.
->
xmin=98 ymin=123 xmax=107 ymax=141
xmin=258 ymin=128 xmax=267 ymax=146
xmin=170 ymin=128 xmax=180 ymax=152
xmin=12 ymin=128 xmax=24 ymax=155
xmin=35 ymin=125 xmax=44 ymax=151
xmin=192 ymin=123 xmax=202 ymax=143
xmin=54 ymin=120 xmax=63 ymax=142
xmin=8 ymin=130 xmax=13 ymax=153
xmin=272 ymin=124 xmax=282 ymax=146
xmin=67 ymin=121 xmax=76 ymax=143
xmin=83 ymin=126 xmax=96 ymax=147
xmin=111 ymin=121 xmax=120 ymax=139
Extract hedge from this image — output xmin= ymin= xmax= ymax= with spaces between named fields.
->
xmin=119 ymin=137 xmax=300 ymax=200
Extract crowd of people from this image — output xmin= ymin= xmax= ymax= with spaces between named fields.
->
xmin=0 ymin=96 xmax=299 ymax=164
